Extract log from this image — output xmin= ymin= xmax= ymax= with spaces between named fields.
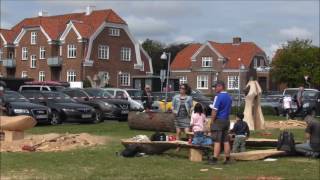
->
xmin=189 ymin=149 xmax=203 ymax=162
xmin=231 ymin=149 xmax=286 ymax=161
xmin=128 ymin=112 xmax=176 ymax=132
xmin=0 ymin=115 xmax=37 ymax=131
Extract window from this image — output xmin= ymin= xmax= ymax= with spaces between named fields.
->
xmin=197 ymin=75 xmax=208 ymax=89
xmin=21 ymin=71 xmax=28 ymax=78
xmin=227 ymin=76 xmax=239 ymax=90
xmin=39 ymin=47 xmax=46 ymax=59
xmin=120 ymin=47 xmax=131 ymax=61
xmin=98 ymin=45 xmax=109 ymax=59
xmin=253 ymin=58 xmax=258 ymax=68
xmin=39 ymin=71 xmax=45 ymax=81
xmin=9 ymin=52 xmax=13 ymax=59
xmin=67 ymin=71 xmax=76 ymax=82
xmin=30 ymin=55 xmax=36 ymax=68
xmin=202 ymin=57 xmax=212 ymax=67
xmin=22 ymin=47 xmax=28 ymax=60
xmin=67 ymin=44 xmax=76 ymax=58
xmin=109 ymin=28 xmax=120 ymax=36
xmin=119 ymin=73 xmax=130 ymax=86
xmin=59 ymin=45 xmax=62 ymax=56
xmin=103 ymin=72 xmax=109 ymax=82
xmin=179 ymin=76 xmax=188 ymax=84
xmin=31 ymin=32 xmax=37 ymax=44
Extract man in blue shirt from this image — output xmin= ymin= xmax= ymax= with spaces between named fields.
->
xmin=208 ymin=80 xmax=232 ymax=165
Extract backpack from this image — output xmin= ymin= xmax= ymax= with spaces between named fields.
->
xmin=121 ymin=145 xmax=140 ymax=157
xmin=150 ymin=132 xmax=166 ymax=141
xmin=277 ymin=131 xmax=296 ymax=153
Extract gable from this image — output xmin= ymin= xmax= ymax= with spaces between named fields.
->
xmin=14 ymin=26 xmax=51 ymax=45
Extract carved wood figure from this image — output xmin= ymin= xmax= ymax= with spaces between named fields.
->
xmin=243 ymin=80 xmax=265 ymax=130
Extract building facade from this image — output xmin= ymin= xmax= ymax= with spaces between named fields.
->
xmin=170 ymin=37 xmax=270 ymax=94
xmin=0 ymin=8 xmax=153 ymax=88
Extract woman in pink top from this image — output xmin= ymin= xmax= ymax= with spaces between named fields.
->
xmin=190 ymin=103 xmax=207 ymax=133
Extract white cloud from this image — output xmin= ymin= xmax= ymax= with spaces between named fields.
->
xmin=279 ymin=26 xmax=312 ymax=39
xmin=125 ymin=16 xmax=174 ymax=37
xmin=266 ymin=42 xmax=288 ymax=59
xmin=173 ymin=35 xmax=194 ymax=43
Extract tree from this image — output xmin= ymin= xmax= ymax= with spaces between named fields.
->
xmin=271 ymin=39 xmax=320 ymax=88
xmin=142 ymin=39 xmax=190 ymax=75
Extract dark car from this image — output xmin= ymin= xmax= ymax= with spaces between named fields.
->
xmin=63 ymin=88 xmax=130 ymax=121
xmin=299 ymin=90 xmax=320 ymax=117
xmin=190 ymin=91 xmax=213 ymax=116
xmin=21 ymin=91 xmax=96 ymax=124
xmin=2 ymin=91 xmax=50 ymax=124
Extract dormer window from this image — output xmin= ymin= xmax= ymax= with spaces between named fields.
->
xmin=253 ymin=57 xmax=258 ymax=68
xmin=109 ymin=28 xmax=120 ymax=36
xmin=31 ymin=32 xmax=37 ymax=44
xmin=202 ymin=57 xmax=212 ymax=67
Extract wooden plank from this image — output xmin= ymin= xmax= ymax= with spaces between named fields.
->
xmin=231 ymin=149 xmax=286 ymax=161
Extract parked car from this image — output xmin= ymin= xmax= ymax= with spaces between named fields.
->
xmin=2 ymin=91 xmax=50 ymax=124
xmin=84 ymin=88 xmax=130 ymax=120
xmin=64 ymin=88 xmax=130 ymax=121
xmin=260 ymin=94 xmax=283 ymax=115
xmin=298 ymin=90 xmax=320 ymax=117
xmin=190 ymin=90 xmax=213 ymax=116
xmin=104 ymin=88 xmax=144 ymax=111
xmin=19 ymin=85 xmax=66 ymax=92
xmin=21 ymin=91 xmax=96 ymax=124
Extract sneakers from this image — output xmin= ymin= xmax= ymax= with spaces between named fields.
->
xmin=207 ymin=157 xmax=218 ymax=165
xmin=223 ymin=157 xmax=232 ymax=165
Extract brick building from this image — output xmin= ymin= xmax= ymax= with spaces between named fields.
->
xmin=0 ymin=7 xmax=153 ymax=88
xmin=170 ymin=37 xmax=270 ymax=94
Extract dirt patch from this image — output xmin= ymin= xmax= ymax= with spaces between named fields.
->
xmin=265 ymin=120 xmax=306 ymax=129
xmin=0 ymin=133 xmax=109 ymax=152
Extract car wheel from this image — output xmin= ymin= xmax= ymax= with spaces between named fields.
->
xmin=50 ymin=111 xmax=61 ymax=125
xmin=93 ymin=109 xmax=103 ymax=124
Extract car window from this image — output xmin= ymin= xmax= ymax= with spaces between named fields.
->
xmin=3 ymin=92 xmax=29 ymax=102
xmin=127 ymin=90 xmax=142 ymax=98
xmin=43 ymin=92 xmax=76 ymax=103
xmin=21 ymin=86 xmax=41 ymax=91
xmin=116 ymin=91 xmax=126 ymax=98
xmin=42 ymin=87 xmax=50 ymax=91
xmin=74 ymin=90 xmax=88 ymax=98
xmin=106 ymin=90 xmax=114 ymax=96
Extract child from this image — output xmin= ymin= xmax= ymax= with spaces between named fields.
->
xmin=231 ymin=112 xmax=250 ymax=153
xmin=283 ymin=95 xmax=293 ymax=120
xmin=190 ymin=103 xmax=208 ymax=144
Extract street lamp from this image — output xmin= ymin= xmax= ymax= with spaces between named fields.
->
xmin=238 ymin=58 xmax=245 ymax=110
xmin=304 ymin=75 xmax=311 ymax=88
xmin=160 ymin=52 xmax=171 ymax=112
xmin=117 ymin=71 xmax=122 ymax=88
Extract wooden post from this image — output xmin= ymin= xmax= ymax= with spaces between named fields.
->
xmin=189 ymin=148 xmax=203 ymax=162
xmin=4 ymin=130 xmax=24 ymax=142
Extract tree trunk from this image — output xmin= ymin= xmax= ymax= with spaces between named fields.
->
xmin=128 ymin=112 xmax=176 ymax=132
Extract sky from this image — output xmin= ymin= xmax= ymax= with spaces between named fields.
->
xmin=1 ymin=0 xmax=319 ymax=58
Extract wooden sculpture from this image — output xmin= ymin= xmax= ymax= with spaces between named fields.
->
xmin=243 ymin=80 xmax=265 ymax=130
xmin=0 ymin=115 xmax=37 ymax=142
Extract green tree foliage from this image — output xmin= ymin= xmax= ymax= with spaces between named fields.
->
xmin=142 ymin=39 xmax=190 ymax=75
xmin=271 ymin=39 xmax=320 ymax=88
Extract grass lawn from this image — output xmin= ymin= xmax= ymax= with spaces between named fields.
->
xmin=1 ymin=118 xmax=320 ymax=180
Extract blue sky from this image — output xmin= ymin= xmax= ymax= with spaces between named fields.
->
xmin=1 ymin=0 xmax=319 ymax=58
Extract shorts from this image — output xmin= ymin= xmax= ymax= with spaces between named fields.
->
xmin=211 ymin=119 xmax=230 ymax=143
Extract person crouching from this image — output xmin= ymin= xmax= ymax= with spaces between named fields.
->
xmin=230 ymin=112 xmax=250 ymax=153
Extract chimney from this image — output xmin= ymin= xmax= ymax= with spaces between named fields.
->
xmin=85 ymin=5 xmax=96 ymax=15
xmin=232 ymin=37 xmax=241 ymax=45
xmin=38 ymin=10 xmax=48 ymax=17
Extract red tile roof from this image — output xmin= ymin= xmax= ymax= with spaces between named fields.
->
xmin=170 ymin=43 xmax=202 ymax=70
xmin=0 ymin=29 xmax=16 ymax=43
xmin=3 ymin=9 xmax=126 ymax=43
xmin=209 ymin=41 xmax=265 ymax=69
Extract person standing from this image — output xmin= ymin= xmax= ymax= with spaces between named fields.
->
xmin=208 ymin=81 xmax=232 ymax=164
xmin=172 ymin=84 xmax=193 ymax=140
xmin=141 ymin=85 xmax=153 ymax=111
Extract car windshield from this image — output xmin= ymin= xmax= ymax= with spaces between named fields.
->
xmin=127 ymin=90 xmax=142 ymax=97
xmin=84 ymin=89 xmax=112 ymax=98
xmin=284 ymin=89 xmax=298 ymax=96
xmin=43 ymin=92 xmax=76 ymax=103
xmin=50 ymin=86 xmax=65 ymax=91
xmin=3 ymin=92 xmax=29 ymax=102
xmin=303 ymin=91 xmax=318 ymax=99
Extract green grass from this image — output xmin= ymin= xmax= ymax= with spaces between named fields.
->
xmin=1 ymin=119 xmax=320 ymax=180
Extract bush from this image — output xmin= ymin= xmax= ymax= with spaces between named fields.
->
xmin=83 ymin=79 xmax=92 ymax=88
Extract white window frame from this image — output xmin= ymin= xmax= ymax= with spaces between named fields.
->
xmin=59 ymin=45 xmax=62 ymax=56
xmin=227 ymin=76 xmax=239 ymax=90
xmin=197 ymin=75 xmax=208 ymax=89
xmin=31 ymin=32 xmax=37 ymax=45
xmin=202 ymin=57 xmax=213 ymax=67
xmin=22 ymin=47 xmax=28 ymax=60
xmin=21 ymin=71 xmax=28 ymax=78
xmin=39 ymin=46 xmax=46 ymax=59
xmin=119 ymin=73 xmax=130 ymax=86
xmin=67 ymin=71 xmax=76 ymax=82
xmin=30 ymin=55 xmax=36 ymax=68
xmin=109 ymin=28 xmax=120 ymax=36
xmin=179 ymin=76 xmax=188 ymax=84
xmin=67 ymin=44 xmax=77 ymax=58
xmin=98 ymin=45 xmax=109 ymax=60
xmin=253 ymin=57 xmax=258 ymax=68
xmin=120 ymin=47 xmax=131 ymax=61
xmin=39 ymin=71 xmax=45 ymax=82
xmin=100 ymin=71 xmax=109 ymax=83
